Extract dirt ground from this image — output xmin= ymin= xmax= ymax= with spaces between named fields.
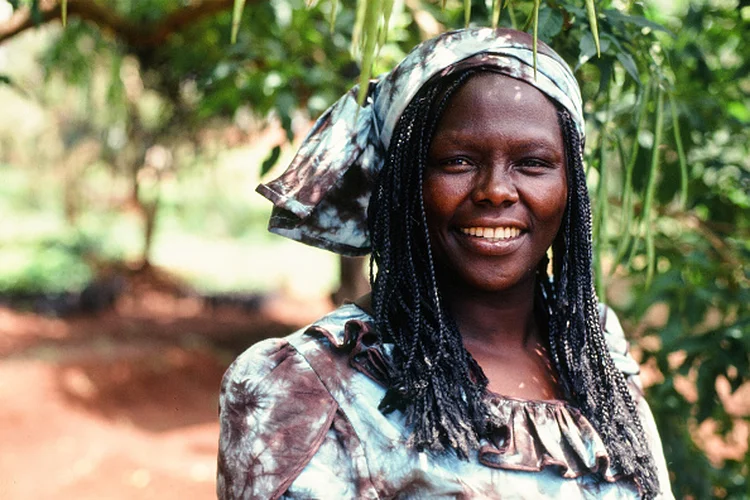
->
xmin=0 ymin=288 xmax=332 ymax=500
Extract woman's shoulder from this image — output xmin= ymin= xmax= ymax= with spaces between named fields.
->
xmin=598 ymin=303 xmax=640 ymax=377
xmin=222 ymin=303 xmax=372 ymax=381
xmin=217 ymin=303 xmax=373 ymax=500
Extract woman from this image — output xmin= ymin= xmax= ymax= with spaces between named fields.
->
xmin=218 ymin=28 xmax=673 ymax=499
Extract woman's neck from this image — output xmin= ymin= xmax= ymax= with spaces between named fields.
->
xmin=441 ymin=275 xmax=541 ymax=351
xmin=442 ymin=276 xmax=562 ymax=400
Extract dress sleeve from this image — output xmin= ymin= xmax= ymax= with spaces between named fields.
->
xmin=600 ymin=305 xmax=675 ymax=500
xmin=217 ymin=337 xmax=339 ymax=500
xmin=281 ymin=410 xmax=379 ymax=499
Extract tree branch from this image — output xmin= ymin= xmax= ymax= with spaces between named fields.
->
xmin=0 ymin=0 xmax=255 ymax=47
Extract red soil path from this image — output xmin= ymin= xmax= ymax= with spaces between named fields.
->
xmin=0 ymin=291 xmax=332 ymax=500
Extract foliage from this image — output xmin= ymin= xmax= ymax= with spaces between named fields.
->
xmin=624 ymin=3 xmax=750 ymax=497
xmin=0 ymin=237 xmax=93 ymax=294
xmin=232 ymin=0 xmax=604 ymax=105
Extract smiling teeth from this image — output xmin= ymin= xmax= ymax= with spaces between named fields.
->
xmin=461 ymin=227 xmax=522 ymax=240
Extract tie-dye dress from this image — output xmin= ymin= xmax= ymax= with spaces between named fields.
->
xmin=217 ymin=304 xmax=673 ymax=499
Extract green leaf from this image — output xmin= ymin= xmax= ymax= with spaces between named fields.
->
xmin=276 ymin=91 xmax=297 ymax=142
xmin=563 ymin=5 xmax=586 ymax=18
xmin=532 ymin=0 xmax=540 ymax=78
xmin=602 ymin=9 xmax=672 ymax=35
xmin=596 ymin=58 xmax=613 ymax=96
xmin=642 ymin=85 xmax=665 ymax=287
xmin=231 ymin=0 xmax=247 ymax=44
xmin=356 ymin=0 xmax=381 ymax=107
xmin=260 ymin=146 xmax=282 ymax=177
xmin=584 ymin=0 xmax=601 ymax=57
xmin=492 ymin=0 xmax=502 ymax=28
xmin=598 ymin=32 xmax=620 ymax=53
xmin=379 ymin=0 xmax=395 ymax=46
xmin=31 ymin=0 xmax=42 ymax=25
xmin=61 ymin=0 xmax=67 ymax=27
xmin=352 ymin=0 xmax=367 ymax=49
xmin=696 ymin=361 xmax=719 ymax=423
xmin=615 ymin=83 xmax=651 ymax=264
xmin=615 ymin=51 xmax=640 ymax=84
xmin=537 ymin=6 xmax=563 ymax=42
xmin=668 ymin=93 xmax=689 ymax=208
xmin=727 ymin=100 xmax=750 ymax=122
xmin=506 ymin=0 xmax=517 ymax=29
xmin=577 ymin=31 xmax=598 ymax=69
xmin=329 ymin=0 xmax=339 ymax=33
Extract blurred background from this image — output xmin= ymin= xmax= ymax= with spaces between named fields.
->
xmin=0 ymin=0 xmax=747 ymax=498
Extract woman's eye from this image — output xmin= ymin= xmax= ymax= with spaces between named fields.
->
xmin=517 ymin=158 xmax=554 ymax=170
xmin=437 ymin=157 xmax=474 ymax=171
xmin=447 ymin=158 xmax=471 ymax=166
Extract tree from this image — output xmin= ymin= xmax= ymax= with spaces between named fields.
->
xmin=2 ymin=0 xmax=368 ymax=268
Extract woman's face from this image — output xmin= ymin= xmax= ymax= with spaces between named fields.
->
xmin=423 ymin=73 xmax=568 ymax=294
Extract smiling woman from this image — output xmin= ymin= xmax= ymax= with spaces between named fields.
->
xmin=218 ymin=28 xmax=674 ymax=499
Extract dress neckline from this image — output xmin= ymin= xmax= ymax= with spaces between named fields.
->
xmin=303 ymin=307 xmax=628 ymax=483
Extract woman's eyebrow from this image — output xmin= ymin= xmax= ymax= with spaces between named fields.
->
xmin=513 ymin=140 xmax=563 ymax=154
xmin=431 ymin=132 xmax=562 ymax=152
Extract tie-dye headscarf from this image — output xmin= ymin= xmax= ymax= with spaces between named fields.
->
xmin=257 ymin=28 xmax=584 ymax=256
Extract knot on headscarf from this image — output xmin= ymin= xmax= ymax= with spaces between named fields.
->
xmin=257 ymin=27 xmax=584 ymax=256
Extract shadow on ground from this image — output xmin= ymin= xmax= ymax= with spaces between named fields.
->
xmin=0 ymin=279 xmax=333 ymax=500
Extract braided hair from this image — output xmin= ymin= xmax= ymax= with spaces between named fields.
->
xmin=367 ymin=69 xmax=660 ymax=498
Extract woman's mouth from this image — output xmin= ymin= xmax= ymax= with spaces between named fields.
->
xmin=459 ymin=226 xmax=523 ymax=241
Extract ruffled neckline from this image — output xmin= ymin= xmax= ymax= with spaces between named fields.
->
xmin=480 ymin=393 xmax=621 ymax=480
xmin=304 ymin=312 xmax=625 ymax=482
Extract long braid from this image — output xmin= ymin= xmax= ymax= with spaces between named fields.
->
xmin=549 ymin=110 xmax=660 ymax=498
xmin=369 ymin=70 xmax=487 ymax=457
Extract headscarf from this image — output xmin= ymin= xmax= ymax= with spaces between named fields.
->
xmin=256 ymin=27 xmax=584 ymax=256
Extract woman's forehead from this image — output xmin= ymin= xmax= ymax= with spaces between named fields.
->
xmin=437 ymin=73 xmax=560 ymax=123
xmin=432 ymin=73 xmax=564 ymax=153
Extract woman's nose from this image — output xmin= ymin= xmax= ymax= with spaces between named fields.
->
xmin=471 ymin=166 xmax=519 ymax=206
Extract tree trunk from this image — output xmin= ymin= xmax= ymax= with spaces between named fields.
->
xmin=331 ymin=256 xmax=370 ymax=305
xmin=140 ymin=197 xmax=159 ymax=269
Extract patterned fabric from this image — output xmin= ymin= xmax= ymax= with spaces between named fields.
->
xmin=217 ymin=304 xmax=674 ymax=500
xmin=256 ymin=28 xmax=585 ymax=256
